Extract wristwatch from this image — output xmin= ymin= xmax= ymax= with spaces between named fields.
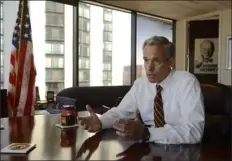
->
xmin=142 ymin=127 xmax=150 ymax=142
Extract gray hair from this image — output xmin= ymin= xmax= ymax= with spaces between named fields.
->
xmin=142 ymin=36 xmax=175 ymax=59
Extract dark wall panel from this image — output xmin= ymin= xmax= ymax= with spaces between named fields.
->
xmin=188 ymin=20 xmax=219 ymax=83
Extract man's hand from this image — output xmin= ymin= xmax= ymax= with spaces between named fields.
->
xmin=113 ymin=112 xmax=144 ymax=140
xmin=77 ymin=105 xmax=102 ymax=132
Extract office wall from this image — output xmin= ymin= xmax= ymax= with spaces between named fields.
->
xmin=175 ymin=9 xmax=231 ymax=86
xmin=218 ymin=9 xmax=231 ymax=86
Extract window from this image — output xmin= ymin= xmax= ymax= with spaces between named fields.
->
xmin=46 ymin=13 xmax=64 ymax=27
xmin=103 ymin=55 xmax=111 ymax=63
xmin=103 ymin=63 xmax=111 ymax=71
xmin=0 ymin=67 xmax=3 ymax=82
xmin=103 ymin=11 xmax=112 ymax=22
xmin=103 ymin=81 xmax=111 ymax=86
xmin=78 ymin=2 xmax=131 ymax=86
xmin=46 ymin=56 xmax=64 ymax=68
xmin=103 ymin=51 xmax=112 ymax=57
xmin=46 ymin=27 xmax=64 ymax=40
xmin=79 ymin=70 xmax=90 ymax=81
xmin=136 ymin=14 xmax=173 ymax=78
xmin=79 ymin=58 xmax=89 ymax=69
xmin=79 ymin=17 xmax=90 ymax=31
xmin=79 ymin=44 xmax=90 ymax=57
xmin=103 ymin=42 xmax=112 ymax=51
xmin=0 ymin=36 xmax=3 ymax=50
xmin=0 ymin=52 xmax=3 ymax=66
xmin=46 ymin=69 xmax=64 ymax=81
xmin=104 ymin=23 xmax=112 ymax=32
xmin=0 ymin=2 xmax=3 ymax=88
xmin=103 ymin=71 xmax=112 ymax=81
xmin=0 ymin=20 xmax=3 ymax=34
xmin=103 ymin=31 xmax=112 ymax=42
xmin=45 ymin=42 xmax=64 ymax=54
xmin=0 ymin=3 xmax=2 ymax=18
xmin=79 ymin=31 xmax=90 ymax=44
xmin=79 ymin=3 xmax=90 ymax=19
xmin=79 ymin=82 xmax=90 ymax=86
xmin=46 ymin=1 xmax=64 ymax=13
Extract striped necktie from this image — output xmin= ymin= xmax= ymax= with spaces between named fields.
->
xmin=154 ymin=84 xmax=166 ymax=128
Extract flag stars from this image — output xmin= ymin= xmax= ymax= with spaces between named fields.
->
xmin=24 ymin=23 xmax=29 ymax=28
xmin=24 ymin=33 xmax=28 ymax=38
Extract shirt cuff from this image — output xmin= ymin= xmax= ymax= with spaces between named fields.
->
xmin=148 ymin=125 xmax=171 ymax=143
xmin=99 ymin=114 xmax=114 ymax=129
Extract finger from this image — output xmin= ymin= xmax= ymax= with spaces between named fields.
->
xmin=84 ymin=124 xmax=89 ymax=130
xmin=116 ymin=130 xmax=132 ymax=138
xmin=116 ymin=131 xmax=127 ymax=137
xmin=77 ymin=116 xmax=88 ymax=121
xmin=86 ymin=105 xmax=95 ymax=115
xmin=87 ymin=126 xmax=95 ymax=133
xmin=80 ymin=120 xmax=86 ymax=126
xmin=133 ymin=111 xmax=140 ymax=121
xmin=113 ymin=124 xmax=125 ymax=132
xmin=78 ymin=117 xmax=88 ymax=125
xmin=114 ymin=120 xmax=127 ymax=129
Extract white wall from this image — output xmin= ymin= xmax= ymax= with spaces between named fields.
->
xmin=175 ymin=9 xmax=232 ymax=85
xmin=218 ymin=9 xmax=231 ymax=85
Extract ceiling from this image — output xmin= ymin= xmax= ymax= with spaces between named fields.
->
xmin=94 ymin=0 xmax=231 ymax=20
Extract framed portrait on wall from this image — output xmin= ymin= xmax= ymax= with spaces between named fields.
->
xmin=226 ymin=35 xmax=231 ymax=70
xmin=194 ymin=38 xmax=218 ymax=74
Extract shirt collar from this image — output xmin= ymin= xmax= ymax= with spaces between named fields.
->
xmin=156 ymin=69 xmax=175 ymax=90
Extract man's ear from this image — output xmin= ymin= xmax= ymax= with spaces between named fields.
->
xmin=168 ymin=57 xmax=175 ymax=69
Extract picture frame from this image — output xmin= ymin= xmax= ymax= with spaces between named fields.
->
xmin=226 ymin=35 xmax=232 ymax=70
xmin=193 ymin=38 xmax=218 ymax=74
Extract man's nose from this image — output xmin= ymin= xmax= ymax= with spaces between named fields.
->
xmin=148 ymin=62 xmax=154 ymax=70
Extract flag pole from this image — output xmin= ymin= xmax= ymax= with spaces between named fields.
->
xmin=13 ymin=0 xmax=25 ymax=116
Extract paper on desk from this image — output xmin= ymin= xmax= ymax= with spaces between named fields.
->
xmin=1 ymin=143 xmax=36 ymax=154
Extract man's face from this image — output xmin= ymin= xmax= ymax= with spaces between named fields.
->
xmin=201 ymin=41 xmax=214 ymax=59
xmin=143 ymin=44 xmax=173 ymax=83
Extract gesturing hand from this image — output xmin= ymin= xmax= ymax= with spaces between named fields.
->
xmin=77 ymin=105 xmax=102 ymax=132
xmin=113 ymin=112 xmax=144 ymax=140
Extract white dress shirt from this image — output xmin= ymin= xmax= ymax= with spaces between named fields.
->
xmin=99 ymin=69 xmax=205 ymax=144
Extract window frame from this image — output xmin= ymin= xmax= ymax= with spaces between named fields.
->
xmin=52 ymin=0 xmax=175 ymax=87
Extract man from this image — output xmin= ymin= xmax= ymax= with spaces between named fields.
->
xmin=78 ymin=36 xmax=205 ymax=144
xmin=196 ymin=40 xmax=215 ymax=68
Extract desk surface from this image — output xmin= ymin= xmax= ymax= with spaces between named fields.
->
xmin=1 ymin=111 xmax=231 ymax=161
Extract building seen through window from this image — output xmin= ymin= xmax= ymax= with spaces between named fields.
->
xmin=0 ymin=1 xmax=3 ymax=89
xmin=45 ymin=1 xmax=65 ymax=94
xmin=78 ymin=2 xmax=131 ymax=87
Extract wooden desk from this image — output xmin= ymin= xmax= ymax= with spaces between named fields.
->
xmin=0 ymin=111 xmax=231 ymax=161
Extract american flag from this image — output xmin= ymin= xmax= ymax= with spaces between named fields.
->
xmin=7 ymin=0 xmax=36 ymax=117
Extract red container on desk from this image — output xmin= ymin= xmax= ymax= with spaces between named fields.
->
xmin=61 ymin=105 xmax=77 ymax=126
xmin=60 ymin=129 xmax=76 ymax=147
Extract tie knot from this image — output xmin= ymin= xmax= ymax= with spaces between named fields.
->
xmin=156 ymin=85 xmax=163 ymax=92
